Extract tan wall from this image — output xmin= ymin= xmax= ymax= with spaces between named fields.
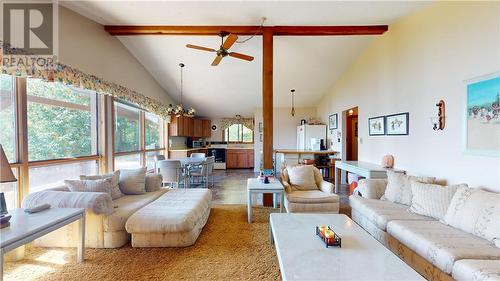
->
xmin=317 ymin=2 xmax=500 ymax=191
xmin=58 ymin=6 xmax=173 ymax=104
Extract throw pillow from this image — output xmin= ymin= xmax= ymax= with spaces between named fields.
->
xmin=382 ymin=170 xmax=435 ymax=205
xmin=65 ymin=178 xmax=114 ymax=197
xmin=286 ymin=165 xmax=318 ymax=190
xmin=145 ymin=173 xmax=163 ymax=192
xmin=442 ymin=187 xmax=500 ymax=246
xmin=119 ymin=167 xmax=147 ymax=195
xmin=409 ymin=181 xmax=467 ymax=220
xmin=81 ymin=170 xmax=123 ymax=200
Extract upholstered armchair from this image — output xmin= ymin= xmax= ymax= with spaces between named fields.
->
xmin=281 ymin=165 xmax=339 ymax=213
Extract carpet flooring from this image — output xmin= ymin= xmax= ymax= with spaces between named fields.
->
xmin=4 ymin=205 xmax=281 ymax=281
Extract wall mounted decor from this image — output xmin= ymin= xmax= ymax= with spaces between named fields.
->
xmin=329 ymin=114 xmax=338 ymax=130
xmin=368 ymin=116 xmax=385 ymax=136
xmin=386 ymin=113 xmax=409 ymax=135
xmin=431 ymin=100 xmax=446 ymax=130
xmin=464 ymin=72 xmax=500 ymax=157
xmin=258 ymin=122 xmax=263 ymax=133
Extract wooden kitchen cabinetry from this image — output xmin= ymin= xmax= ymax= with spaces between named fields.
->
xmin=169 ymin=117 xmax=211 ymax=138
xmin=226 ymin=149 xmax=254 ymax=169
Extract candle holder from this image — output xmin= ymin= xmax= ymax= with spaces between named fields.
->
xmin=315 ymin=226 xmax=342 ymax=248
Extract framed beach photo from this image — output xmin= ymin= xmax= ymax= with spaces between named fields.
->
xmin=463 ymin=72 xmax=500 ymax=157
xmin=386 ymin=113 xmax=409 ymax=135
xmin=368 ymin=116 xmax=385 ymax=136
xmin=329 ymin=114 xmax=338 ymax=130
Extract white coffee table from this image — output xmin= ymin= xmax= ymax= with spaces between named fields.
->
xmin=247 ymin=178 xmax=284 ymax=223
xmin=0 ymin=208 xmax=85 ymax=281
xmin=269 ymin=213 xmax=424 ymax=281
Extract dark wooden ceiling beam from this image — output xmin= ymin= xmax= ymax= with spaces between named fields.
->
xmin=104 ymin=25 xmax=388 ymax=36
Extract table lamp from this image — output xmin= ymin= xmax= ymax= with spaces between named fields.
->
xmin=0 ymin=144 xmax=17 ymax=228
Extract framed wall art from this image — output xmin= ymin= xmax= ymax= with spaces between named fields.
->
xmin=386 ymin=113 xmax=409 ymax=135
xmin=464 ymin=72 xmax=500 ymax=157
xmin=368 ymin=116 xmax=385 ymax=136
xmin=329 ymin=114 xmax=338 ymax=130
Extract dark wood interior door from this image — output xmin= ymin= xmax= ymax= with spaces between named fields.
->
xmin=346 ymin=115 xmax=358 ymax=161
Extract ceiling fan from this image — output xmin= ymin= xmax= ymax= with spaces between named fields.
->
xmin=186 ymin=31 xmax=254 ymax=66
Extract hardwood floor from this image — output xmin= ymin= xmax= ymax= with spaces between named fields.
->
xmin=191 ymin=168 xmax=351 ymax=215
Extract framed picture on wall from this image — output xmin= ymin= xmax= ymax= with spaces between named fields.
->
xmin=368 ymin=116 xmax=385 ymax=136
xmin=329 ymin=114 xmax=338 ymax=130
xmin=463 ymin=72 xmax=500 ymax=157
xmin=386 ymin=112 xmax=409 ymax=135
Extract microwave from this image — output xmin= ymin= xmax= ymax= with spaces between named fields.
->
xmin=192 ymin=140 xmax=204 ymax=148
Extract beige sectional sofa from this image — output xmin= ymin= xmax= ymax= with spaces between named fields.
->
xmin=351 ymin=178 xmax=500 ymax=281
xmin=22 ymin=178 xmax=212 ymax=248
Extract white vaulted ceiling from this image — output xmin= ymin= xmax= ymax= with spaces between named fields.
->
xmin=62 ymin=1 xmax=429 ymax=117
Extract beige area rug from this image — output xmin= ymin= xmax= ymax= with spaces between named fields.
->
xmin=4 ymin=205 xmax=281 ymax=281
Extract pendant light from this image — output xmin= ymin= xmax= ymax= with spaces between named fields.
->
xmin=168 ymin=63 xmax=195 ymax=117
xmin=290 ymin=89 xmax=296 ymax=117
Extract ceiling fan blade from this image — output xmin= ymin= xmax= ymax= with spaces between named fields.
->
xmin=222 ymin=34 xmax=238 ymax=50
xmin=229 ymin=52 xmax=254 ymax=62
xmin=186 ymin=44 xmax=216 ymax=52
xmin=211 ymin=55 xmax=223 ymax=66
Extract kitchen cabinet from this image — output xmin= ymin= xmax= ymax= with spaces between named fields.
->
xmin=193 ymin=119 xmax=203 ymax=137
xmin=202 ymin=119 xmax=211 ymax=138
xmin=226 ymin=149 xmax=254 ymax=169
xmin=169 ymin=117 xmax=210 ymax=137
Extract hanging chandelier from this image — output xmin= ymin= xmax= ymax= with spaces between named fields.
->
xmin=167 ymin=63 xmax=195 ymax=117
xmin=290 ymin=89 xmax=296 ymax=117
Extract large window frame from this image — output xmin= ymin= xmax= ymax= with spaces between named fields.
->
xmin=223 ymin=123 xmax=254 ymax=144
xmin=0 ymin=76 xmax=168 ymax=207
xmin=112 ymin=99 xmax=166 ymax=171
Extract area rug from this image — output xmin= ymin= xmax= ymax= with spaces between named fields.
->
xmin=4 ymin=205 xmax=281 ymax=281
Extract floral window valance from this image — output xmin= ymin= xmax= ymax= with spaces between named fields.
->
xmin=1 ymin=41 xmax=172 ymax=119
xmin=220 ymin=118 xmax=254 ymax=131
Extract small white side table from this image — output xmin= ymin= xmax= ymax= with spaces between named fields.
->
xmin=247 ymin=178 xmax=285 ymax=223
xmin=0 ymin=208 xmax=85 ymax=281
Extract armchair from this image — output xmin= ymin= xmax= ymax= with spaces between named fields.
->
xmin=281 ymin=165 xmax=339 ymax=213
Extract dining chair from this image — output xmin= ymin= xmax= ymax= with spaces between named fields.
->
xmin=157 ymin=160 xmax=188 ymax=188
xmin=190 ymin=156 xmax=215 ymax=188
xmin=154 ymin=155 xmax=166 ymax=173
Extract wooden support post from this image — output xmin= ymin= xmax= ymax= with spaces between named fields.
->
xmin=15 ymin=78 xmax=29 ymax=207
xmin=262 ymin=27 xmax=274 ymax=207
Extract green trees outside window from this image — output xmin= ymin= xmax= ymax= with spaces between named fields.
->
xmin=0 ymin=74 xmax=16 ymax=162
xmin=224 ymin=124 xmax=253 ymax=143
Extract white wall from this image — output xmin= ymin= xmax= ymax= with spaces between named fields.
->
xmin=317 ymin=2 xmax=500 ymax=191
xmin=254 ymin=107 xmax=317 ymax=171
xmin=58 ymin=6 xmax=173 ymax=104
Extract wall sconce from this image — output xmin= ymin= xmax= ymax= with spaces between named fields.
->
xmin=431 ymin=100 xmax=445 ymax=130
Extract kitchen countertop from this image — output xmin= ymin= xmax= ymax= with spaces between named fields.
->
xmin=169 ymin=147 xmax=209 ymax=152
xmin=226 ymin=147 xmax=254 ymax=150
xmin=274 ymin=149 xmax=339 ymax=155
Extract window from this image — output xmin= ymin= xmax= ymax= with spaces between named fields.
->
xmin=113 ymin=100 xmax=165 ymax=170
xmin=27 ymin=79 xmax=98 ymax=161
xmin=145 ymin=112 xmax=163 ymax=150
xmin=29 ymin=161 xmax=98 ymax=193
xmin=0 ymin=74 xmax=16 ymax=162
xmin=114 ymin=102 xmax=140 ymax=153
xmin=223 ymin=124 xmax=254 ymax=143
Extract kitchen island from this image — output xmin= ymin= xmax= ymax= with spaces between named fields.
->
xmin=274 ymin=149 xmax=340 ymax=180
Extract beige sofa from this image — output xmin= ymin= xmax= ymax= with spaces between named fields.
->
xmin=22 ymin=185 xmax=168 ymax=248
xmin=351 ymin=179 xmax=500 ymax=281
xmin=281 ymin=165 xmax=339 ymax=213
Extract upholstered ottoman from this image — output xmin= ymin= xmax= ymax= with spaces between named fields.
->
xmin=125 ymin=188 xmax=211 ymax=247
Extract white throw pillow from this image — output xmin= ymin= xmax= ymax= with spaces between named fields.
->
xmin=409 ymin=181 xmax=467 ymax=220
xmin=382 ymin=170 xmax=435 ymax=205
xmin=119 ymin=167 xmax=147 ymax=195
xmin=65 ymin=178 xmax=114 ymax=197
xmin=286 ymin=165 xmax=318 ymax=190
xmin=442 ymin=187 xmax=500 ymax=247
xmin=81 ymin=171 xmax=123 ymax=200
